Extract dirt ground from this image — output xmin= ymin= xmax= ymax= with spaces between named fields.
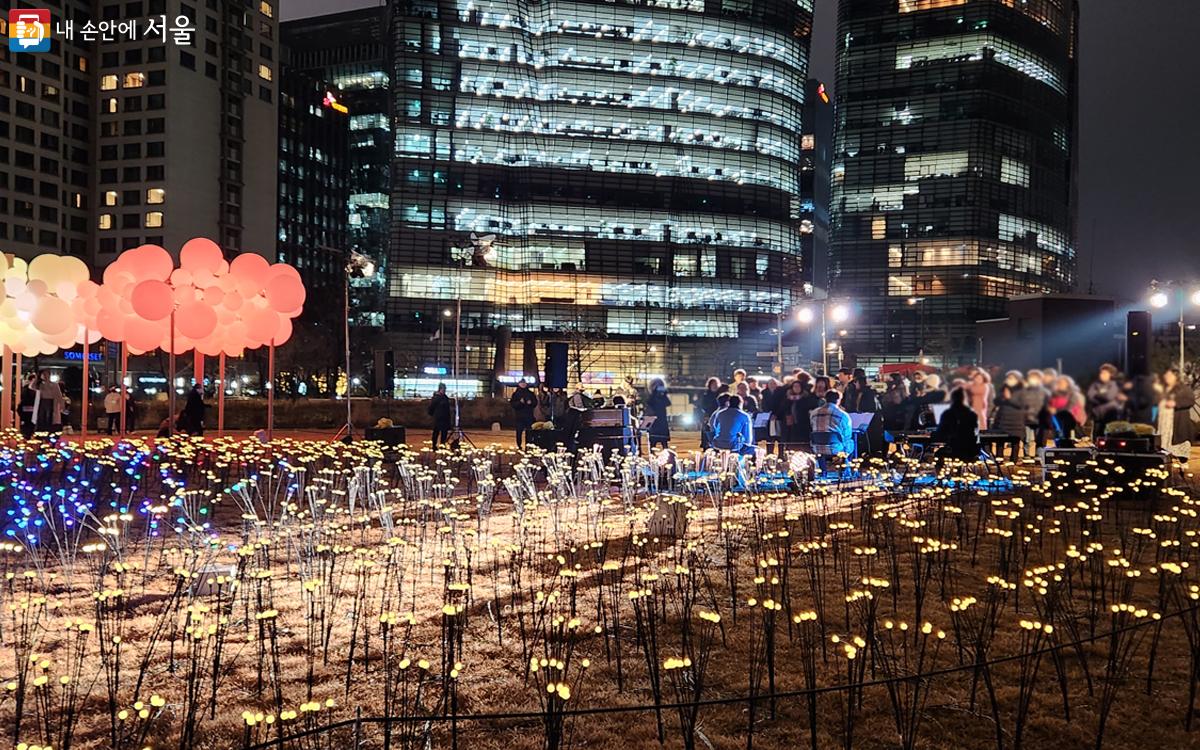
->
xmin=2 ymin=443 xmax=1199 ymax=750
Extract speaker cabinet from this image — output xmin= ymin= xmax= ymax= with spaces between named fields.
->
xmin=1126 ymin=310 xmax=1151 ymax=378
xmin=545 ymin=341 xmax=569 ymax=388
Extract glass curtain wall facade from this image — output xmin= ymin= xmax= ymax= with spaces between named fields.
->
xmin=390 ymin=0 xmax=812 ymax=385
xmin=830 ymin=0 xmax=1078 ymax=368
xmin=282 ymin=7 xmax=391 ymax=330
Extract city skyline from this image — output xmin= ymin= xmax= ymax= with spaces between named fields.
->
xmin=285 ymin=0 xmax=1200 ymax=304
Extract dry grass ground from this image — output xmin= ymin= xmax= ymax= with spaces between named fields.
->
xmin=2 ymin=441 xmax=1200 ymax=750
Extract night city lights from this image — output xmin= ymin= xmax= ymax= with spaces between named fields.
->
xmin=0 ymin=1 xmax=1197 ymax=749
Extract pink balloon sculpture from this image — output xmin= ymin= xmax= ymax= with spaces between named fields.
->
xmin=81 ymin=239 xmax=306 ymax=357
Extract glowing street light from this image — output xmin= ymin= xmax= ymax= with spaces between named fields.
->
xmin=795 ymin=299 xmax=853 ymax=375
xmin=1148 ymin=281 xmax=1200 ymax=371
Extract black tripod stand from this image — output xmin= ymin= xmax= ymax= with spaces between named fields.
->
xmin=448 ymin=396 xmax=476 ymax=450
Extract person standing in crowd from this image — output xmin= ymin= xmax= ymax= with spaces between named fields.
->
xmin=1022 ymin=369 xmax=1050 ymax=449
xmin=792 ymin=376 xmax=826 ymax=451
xmin=780 ymin=377 xmax=804 ymax=450
xmin=992 ymin=371 xmax=1029 ymax=459
xmin=509 ymin=379 xmax=538 ymax=449
xmin=34 ymin=370 xmax=66 ymax=434
xmin=880 ymin=373 xmax=909 ymax=433
xmin=729 ymin=369 xmax=747 ymax=394
xmin=844 ymin=372 xmax=879 ymax=414
xmin=699 ymin=377 xmax=723 ymax=449
xmin=735 ymin=381 xmax=758 ymax=412
xmin=711 ymin=394 xmax=755 ymax=454
xmin=965 ymin=369 xmax=993 ymax=431
xmin=534 ymin=383 xmax=551 ymax=423
xmin=180 ymin=382 xmax=206 ymax=435
xmin=1086 ymin=364 xmax=1122 ymax=438
xmin=836 ymin=368 xmax=854 ymax=397
xmin=760 ymin=378 xmax=782 ymax=454
xmin=104 ymin=386 xmax=123 ymax=435
xmin=810 ymin=389 xmax=854 ymax=469
xmin=1161 ymin=367 xmax=1195 ymax=459
xmin=909 ymin=374 xmax=947 ymax=429
xmin=550 ymin=387 xmax=569 ymax=425
xmin=18 ymin=372 xmax=38 ymax=438
xmin=934 ymin=387 xmax=980 ymax=461
xmin=428 ymin=382 xmax=453 ymax=449
xmin=644 ymin=378 xmax=671 ymax=449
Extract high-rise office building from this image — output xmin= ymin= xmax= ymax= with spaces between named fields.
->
xmin=829 ymin=0 xmax=1078 ymax=368
xmin=389 ymin=0 xmax=813 ymax=388
xmin=277 ymin=71 xmax=349 ymax=296
xmin=281 ymin=7 xmax=391 ymax=331
xmin=3 ymin=1 xmax=279 ymax=266
xmin=1 ymin=1 xmax=94 ymax=259
xmin=800 ymin=78 xmax=833 ymax=291
xmin=90 ymin=0 xmax=279 ymax=263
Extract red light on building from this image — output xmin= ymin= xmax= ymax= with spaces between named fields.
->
xmin=323 ymin=91 xmax=349 ymax=114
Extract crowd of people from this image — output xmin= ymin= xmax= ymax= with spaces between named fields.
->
xmin=455 ymin=360 xmax=1198 ymax=467
xmin=687 ymin=362 xmax=1197 ymax=463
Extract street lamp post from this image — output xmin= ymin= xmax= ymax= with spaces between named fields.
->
xmin=908 ymin=297 xmax=926 ymax=361
xmin=797 ymin=300 xmax=851 ymax=376
xmin=344 ymin=251 xmax=376 ymax=441
xmin=1149 ymin=283 xmax=1200 ymax=373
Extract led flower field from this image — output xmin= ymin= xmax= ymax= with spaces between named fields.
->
xmin=0 ymin=434 xmax=1197 ymax=749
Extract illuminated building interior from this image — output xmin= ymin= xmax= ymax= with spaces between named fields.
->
xmin=830 ymin=0 xmax=1078 ymax=368
xmin=390 ymin=0 xmax=813 ymax=383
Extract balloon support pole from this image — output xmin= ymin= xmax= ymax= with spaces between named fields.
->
xmin=267 ymin=340 xmax=275 ymax=441
xmin=119 ymin=344 xmax=127 ymax=436
xmin=1 ymin=346 xmax=11 ymax=431
xmin=168 ymin=311 xmax=176 ymax=433
xmin=218 ymin=353 xmax=225 ymax=437
xmin=80 ymin=334 xmax=89 ymax=441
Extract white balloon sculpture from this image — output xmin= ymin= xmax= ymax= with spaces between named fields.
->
xmin=0 ymin=253 xmax=100 ymax=356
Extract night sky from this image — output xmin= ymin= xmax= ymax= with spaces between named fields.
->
xmin=284 ymin=0 xmax=1200 ymax=303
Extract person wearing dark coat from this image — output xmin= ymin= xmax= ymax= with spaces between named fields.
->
xmin=992 ymin=371 xmax=1029 ymax=459
xmin=428 ymin=383 xmax=453 ymax=449
xmin=1162 ymin=367 xmax=1196 ymax=453
xmin=844 ymin=375 xmax=879 ymax=414
xmin=1123 ymin=374 xmax=1158 ymax=426
xmin=509 ymin=380 xmax=538 ymax=449
xmin=698 ymin=377 xmax=723 ymax=449
xmin=790 ymin=378 xmax=824 ymax=448
xmin=880 ymin=374 xmax=909 ymax=433
xmin=933 ymin=388 xmax=980 ymax=461
xmin=1016 ymin=370 xmax=1049 ymax=453
xmin=17 ymin=373 xmax=38 ymax=439
xmin=180 ymin=383 xmax=206 ymax=435
xmin=644 ymin=379 xmax=671 ymax=449
xmin=1086 ymin=364 xmax=1122 ymax=438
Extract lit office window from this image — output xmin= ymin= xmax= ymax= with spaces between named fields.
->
xmin=260 ymin=1 xmax=273 ymax=17
xmin=145 ymin=211 xmax=164 ymax=228
xmin=123 ymin=72 xmax=145 ymax=88
xmin=98 ymin=214 xmax=114 ymax=230
xmin=258 ymin=64 xmax=272 ymax=81
xmin=100 ymin=75 xmax=119 ymax=90
xmin=146 ymin=188 xmax=165 ymax=204
xmin=104 ymin=191 xmax=118 ymax=206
